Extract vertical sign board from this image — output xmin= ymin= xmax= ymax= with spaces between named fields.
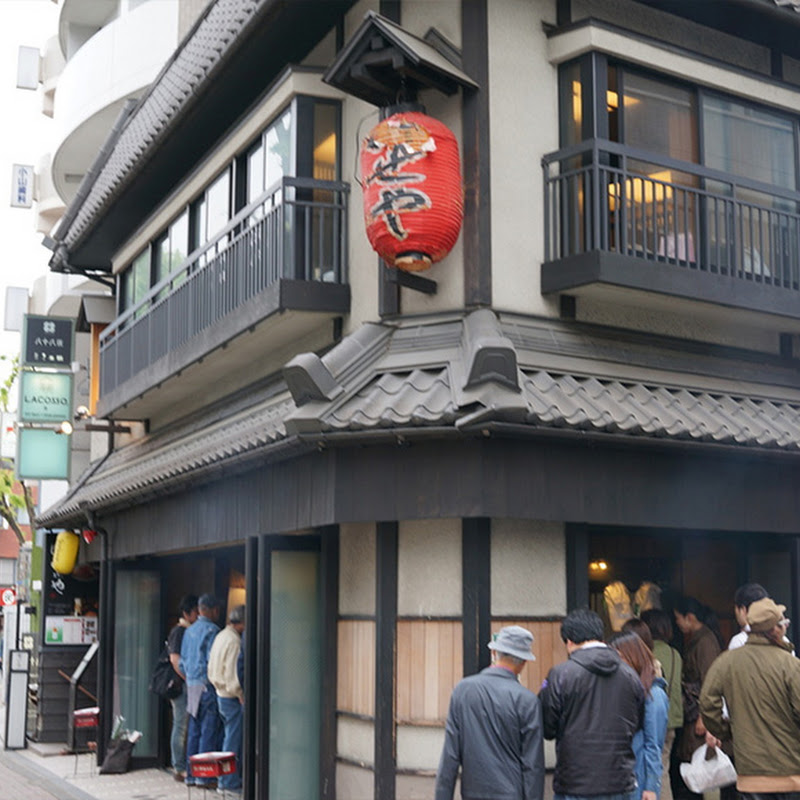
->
xmin=21 ymin=314 xmax=73 ymax=367
xmin=5 ymin=649 xmax=30 ymax=749
xmin=10 ymin=164 xmax=34 ymax=209
xmin=42 ymin=533 xmax=99 ymax=646
xmin=4 ymin=287 xmax=28 ymax=332
xmin=16 ymin=428 xmax=70 ymax=481
xmin=19 ymin=371 xmax=72 ymax=423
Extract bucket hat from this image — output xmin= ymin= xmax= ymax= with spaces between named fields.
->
xmin=488 ymin=625 xmax=536 ymax=661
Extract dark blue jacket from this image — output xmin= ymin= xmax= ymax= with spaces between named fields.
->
xmin=435 ymin=666 xmax=544 ymax=800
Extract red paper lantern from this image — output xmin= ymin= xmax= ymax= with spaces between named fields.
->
xmin=361 ymin=111 xmax=463 ymax=272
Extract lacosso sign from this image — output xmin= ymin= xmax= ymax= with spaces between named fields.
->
xmin=19 ymin=371 xmax=72 ymax=423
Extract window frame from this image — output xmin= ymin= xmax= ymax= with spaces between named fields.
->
xmin=118 ymin=95 xmax=341 ymax=303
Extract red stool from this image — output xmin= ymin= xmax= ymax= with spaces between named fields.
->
xmin=72 ymin=707 xmax=100 ymax=776
xmin=188 ymin=751 xmax=237 ymax=798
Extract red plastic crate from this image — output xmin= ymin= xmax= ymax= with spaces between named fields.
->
xmin=189 ymin=752 xmax=236 ymax=778
xmin=73 ymin=707 xmax=100 ymax=728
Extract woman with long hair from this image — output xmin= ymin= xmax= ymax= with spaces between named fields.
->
xmin=610 ymin=631 xmax=669 ymax=800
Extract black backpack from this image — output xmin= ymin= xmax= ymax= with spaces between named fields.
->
xmin=148 ymin=643 xmax=183 ymax=700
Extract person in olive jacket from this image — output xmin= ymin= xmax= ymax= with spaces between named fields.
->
xmin=700 ymin=597 xmax=800 ymax=798
xmin=435 ymin=626 xmax=544 ymax=800
xmin=539 ymin=608 xmax=645 ymax=799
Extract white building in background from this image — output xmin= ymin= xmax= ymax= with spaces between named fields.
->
xmin=13 ymin=0 xmax=212 ymax=745
xmin=31 ymin=0 xmax=209 ymax=233
xmin=17 ymin=0 xmax=214 ymax=465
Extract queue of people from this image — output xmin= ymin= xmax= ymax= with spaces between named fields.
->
xmin=435 ymin=583 xmax=800 ymax=800
xmin=161 ymin=592 xmax=245 ymax=795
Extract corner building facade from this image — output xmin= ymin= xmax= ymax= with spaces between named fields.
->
xmin=38 ymin=1 xmax=800 ymax=798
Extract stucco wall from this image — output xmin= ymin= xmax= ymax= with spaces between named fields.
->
xmin=340 ymin=521 xmax=376 ymax=616
xmin=491 ymin=519 xmax=566 ymax=617
xmin=488 ymin=0 xmax=560 ymax=317
xmin=397 ymin=518 xmax=461 ymax=617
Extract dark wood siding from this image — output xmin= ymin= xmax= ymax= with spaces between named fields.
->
xmin=103 ymin=437 xmax=800 ymax=559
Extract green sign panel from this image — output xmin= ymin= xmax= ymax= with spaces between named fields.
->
xmin=19 ymin=371 xmax=72 ymax=423
xmin=16 ymin=427 xmax=70 ymax=481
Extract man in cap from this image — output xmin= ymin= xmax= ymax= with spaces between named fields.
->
xmin=539 ymin=608 xmax=644 ymax=800
xmin=700 ymin=597 xmax=800 ymax=800
xmin=208 ymin=605 xmax=245 ymax=795
xmin=180 ymin=593 xmax=223 ymax=788
xmin=435 ymin=625 xmax=544 ymax=800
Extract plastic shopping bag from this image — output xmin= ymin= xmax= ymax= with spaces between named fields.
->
xmin=680 ymin=745 xmax=737 ymax=793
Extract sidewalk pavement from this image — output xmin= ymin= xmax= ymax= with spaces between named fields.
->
xmin=0 ymin=699 xmax=193 ymax=800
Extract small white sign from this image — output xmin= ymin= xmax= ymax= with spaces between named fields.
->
xmin=16 ymin=46 xmax=39 ymax=90
xmin=10 ymin=164 xmax=34 ymax=208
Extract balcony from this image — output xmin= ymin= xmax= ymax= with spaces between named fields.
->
xmin=97 ymin=177 xmax=350 ymax=421
xmin=542 ymin=140 xmax=800 ymax=328
xmin=52 ymin=0 xmax=182 ymax=204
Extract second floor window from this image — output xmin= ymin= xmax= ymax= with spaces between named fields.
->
xmin=552 ymin=56 xmax=800 ymax=282
xmin=117 ymin=95 xmax=341 ymax=315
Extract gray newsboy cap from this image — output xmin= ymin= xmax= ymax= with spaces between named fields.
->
xmin=488 ymin=625 xmax=536 ymax=661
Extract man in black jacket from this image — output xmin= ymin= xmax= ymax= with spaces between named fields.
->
xmin=435 ymin=626 xmax=544 ymax=800
xmin=539 ymin=608 xmax=644 ymax=800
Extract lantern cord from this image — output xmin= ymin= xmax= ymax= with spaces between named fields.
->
xmin=353 ymin=109 xmax=379 ymax=188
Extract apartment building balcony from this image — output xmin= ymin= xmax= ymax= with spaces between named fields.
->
xmin=97 ymin=177 xmax=350 ymax=421
xmin=51 ymin=0 xmax=181 ymax=203
xmin=542 ymin=139 xmax=800 ymax=330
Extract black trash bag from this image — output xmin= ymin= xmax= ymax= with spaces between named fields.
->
xmin=99 ymin=737 xmax=136 ymax=774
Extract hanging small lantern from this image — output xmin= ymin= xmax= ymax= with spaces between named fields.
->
xmin=51 ymin=530 xmax=80 ymax=575
xmin=361 ymin=110 xmax=463 ymax=272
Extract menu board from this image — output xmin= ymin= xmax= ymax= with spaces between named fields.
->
xmin=43 ymin=533 xmax=99 ymax=646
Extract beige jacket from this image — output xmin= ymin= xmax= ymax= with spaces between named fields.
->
xmin=207 ymin=625 xmax=243 ymax=700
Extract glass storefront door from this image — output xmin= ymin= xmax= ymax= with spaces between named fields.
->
xmin=268 ymin=549 xmax=321 ymax=800
xmin=114 ymin=569 xmax=161 ymax=759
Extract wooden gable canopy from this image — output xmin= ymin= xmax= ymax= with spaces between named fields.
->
xmin=323 ymin=10 xmax=478 ymax=107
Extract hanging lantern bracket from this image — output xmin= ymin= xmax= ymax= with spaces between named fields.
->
xmin=387 ymin=268 xmax=437 ymax=295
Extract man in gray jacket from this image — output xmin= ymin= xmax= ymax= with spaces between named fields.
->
xmin=435 ymin=626 xmax=544 ymax=800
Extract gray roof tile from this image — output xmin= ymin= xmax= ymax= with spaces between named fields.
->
xmin=38 ymin=311 xmax=800 ymax=526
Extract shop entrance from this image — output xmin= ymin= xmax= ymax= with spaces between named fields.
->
xmin=245 ymin=532 xmax=335 ymax=800
xmin=586 ymin=527 xmax=797 ymax=644
xmin=111 ymin=545 xmax=247 ymax=770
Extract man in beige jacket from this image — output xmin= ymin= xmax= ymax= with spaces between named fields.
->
xmin=208 ymin=605 xmax=245 ymax=795
xmin=700 ymin=597 xmax=800 ymax=800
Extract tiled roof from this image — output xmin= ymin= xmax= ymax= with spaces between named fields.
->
xmin=289 ymin=360 xmax=800 ymax=448
xmin=37 ymin=310 xmax=800 ymax=527
xmin=38 ymin=388 xmax=294 ymax=526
